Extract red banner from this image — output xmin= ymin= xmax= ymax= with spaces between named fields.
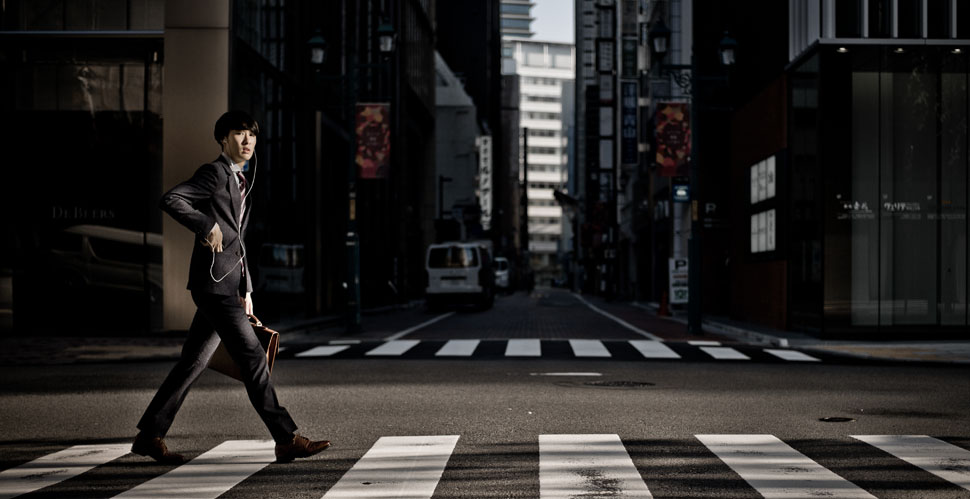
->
xmin=655 ymin=103 xmax=690 ymax=177
xmin=356 ymin=103 xmax=390 ymax=179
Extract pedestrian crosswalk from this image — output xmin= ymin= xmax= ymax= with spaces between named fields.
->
xmin=2 ymin=434 xmax=968 ymax=498
xmin=289 ymin=338 xmax=830 ymax=363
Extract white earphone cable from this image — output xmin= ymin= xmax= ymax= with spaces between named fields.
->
xmin=209 ymin=150 xmax=257 ymax=282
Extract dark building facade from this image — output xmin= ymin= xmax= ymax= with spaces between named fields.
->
xmin=436 ymin=0 xmax=516 ymax=258
xmin=0 ymin=0 xmax=437 ymax=333
xmin=728 ymin=1 xmax=969 ymax=337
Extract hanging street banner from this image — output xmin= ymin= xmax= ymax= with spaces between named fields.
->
xmin=620 ymin=81 xmax=638 ymax=165
xmin=655 ymin=102 xmax=690 ymax=177
xmin=356 ymin=103 xmax=391 ymax=179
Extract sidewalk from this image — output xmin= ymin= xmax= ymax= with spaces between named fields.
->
xmin=629 ymin=300 xmax=970 ymax=365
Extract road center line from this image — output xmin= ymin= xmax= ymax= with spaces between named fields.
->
xmin=386 ymin=312 xmax=456 ymax=341
xmin=571 ymin=293 xmax=663 ymax=340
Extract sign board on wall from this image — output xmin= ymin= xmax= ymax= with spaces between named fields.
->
xmin=620 ymin=82 xmax=638 ymax=165
xmin=669 ymin=258 xmax=689 ymax=304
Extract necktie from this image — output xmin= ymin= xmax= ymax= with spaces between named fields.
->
xmin=236 ymin=171 xmax=247 ymax=221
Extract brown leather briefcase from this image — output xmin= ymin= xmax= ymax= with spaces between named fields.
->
xmin=207 ymin=314 xmax=280 ymax=381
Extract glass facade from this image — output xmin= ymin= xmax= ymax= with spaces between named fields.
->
xmin=230 ymin=0 xmax=315 ymax=324
xmin=815 ymin=46 xmax=968 ymax=334
xmin=0 ymin=36 xmax=164 ymax=333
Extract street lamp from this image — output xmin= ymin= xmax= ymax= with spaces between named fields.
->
xmin=378 ymin=20 xmax=396 ymax=54
xmin=718 ymin=32 xmax=738 ymax=67
xmin=307 ymin=30 xmax=328 ymax=66
xmin=307 ymin=20 xmax=396 ymax=332
xmin=649 ymin=18 xmax=737 ymax=334
xmin=648 ymin=19 xmax=671 ymax=58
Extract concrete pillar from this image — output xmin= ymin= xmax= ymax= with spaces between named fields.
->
xmin=162 ymin=0 xmax=230 ymax=330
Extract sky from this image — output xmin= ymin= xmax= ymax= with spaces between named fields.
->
xmin=530 ymin=0 xmax=575 ymax=44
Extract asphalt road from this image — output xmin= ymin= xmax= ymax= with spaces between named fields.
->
xmin=1 ymin=291 xmax=968 ymax=498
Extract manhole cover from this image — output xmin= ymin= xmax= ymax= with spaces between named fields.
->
xmin=818 ymin=417 xmax=856 ymax=423
xmin=584 ymin=381 xmax=655 ymax=388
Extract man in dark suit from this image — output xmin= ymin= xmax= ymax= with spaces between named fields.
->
xmin=133 ymin=111 xmax=329 ymax=464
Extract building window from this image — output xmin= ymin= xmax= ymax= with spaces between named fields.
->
xmin=501 ymin=4 xmax=532 ymax=15
xmin=926 ymin=0 xmax=952 ymax=38
xmin=749 ymin=155 xmax=778 ymax=255
xmin=897 ymin=0 xmax=922 ymax=38
xmin=867 ymin=0 xmax=893 ymax=38
xmin=835 ymin=0 xmax=863 ymax=37
xmin=502 ymin=18 xmax=532 ymax=30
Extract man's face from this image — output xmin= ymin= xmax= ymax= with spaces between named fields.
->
xmin=222 ymin=129 xmax=256 ymax=165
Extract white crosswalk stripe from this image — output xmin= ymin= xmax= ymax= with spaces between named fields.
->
xmin=765 ymin=348 xmax=821 ymax=362
xmin=699 ymin=346 xmax=751 ymax=360
xmin=296 ymin=345 xmax=351 ymax=357
xmin=569 ymin=339 xmax=612 ymax=357
xmin=0 ymin=444 xmax=130 ymax=499
xmin=696 ymin=434 xmax=876 ymax=498
xmin=436 ymin=339 xmax=480 ymax=357
xmin=852 ymin=435 xmax=970 ymax=491
xmin=321 ymin=435 xmax=460 ymax=498
xmin=287 ymin=340 xmax=834 ymax=363
xmin=539 ymin=434 xmax=653 ymax=498
xmin=629 ymin=340 xmax=682 ymax=359
xmin=366 ymin=340 xmax=420 ymax=356
xmin=114 ymin=440 xmax=276 ymax=498
xmin=4 ymin=434 xmax=970 ymax=497
xmin=505 ymin=339 xmax=542 ymax=357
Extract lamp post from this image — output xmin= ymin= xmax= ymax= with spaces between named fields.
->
xmin=649 ymin=19 xmax=736 ymax=335
xmin=308 ymin=21 xmax=395 ymax=333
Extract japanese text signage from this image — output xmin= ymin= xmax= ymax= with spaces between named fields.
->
xmin=621 ymin=82 xmax=638 ymax=165
xmin=669 ymin=258 xmax=688 ymax=304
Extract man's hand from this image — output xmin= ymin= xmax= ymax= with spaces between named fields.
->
xmin=241 ymin=292 xmax=254 ymax=316
xmin=203 ymin=223 xmax=224 ymax=252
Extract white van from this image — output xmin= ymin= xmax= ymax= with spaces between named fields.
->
xmin=493 ymin=256 xmax=511 ymax=290
xmin=425 ymin=242 xmax=495 ymax=309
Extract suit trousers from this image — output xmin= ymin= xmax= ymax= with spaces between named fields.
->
xmin=137 ymin=291 xmax=298 ymax=443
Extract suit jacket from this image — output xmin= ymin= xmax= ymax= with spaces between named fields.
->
xmin=160 ymin=155 xmax=253 ymax=296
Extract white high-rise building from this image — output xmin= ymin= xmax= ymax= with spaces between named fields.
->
xmin=500 ymin=0 xmax=535 ymax=38
xmin=504 ymin=39 xmax=575 ymax=282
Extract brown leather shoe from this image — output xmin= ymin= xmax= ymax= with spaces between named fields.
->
xmin=131 ymin=433 xmax=186 ymax=465
xmin=275 ymin=434 xmax=331 ymax=463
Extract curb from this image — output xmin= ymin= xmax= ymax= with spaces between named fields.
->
xmin=631 ymin=300 xmax=970 ymax=365
xmin=630 ymin=301 xmax=788 ymax=346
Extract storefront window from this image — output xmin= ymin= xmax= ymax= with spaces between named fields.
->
xmin=822 ymin=47 xmax=968 ymax=333
xmin=1 ymin=40 xmax=164 ymax=333
xmin=789 ymin=54 xmax=823 ymax=332
xmin=940 ymin=52 xmax=969 ymax=325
